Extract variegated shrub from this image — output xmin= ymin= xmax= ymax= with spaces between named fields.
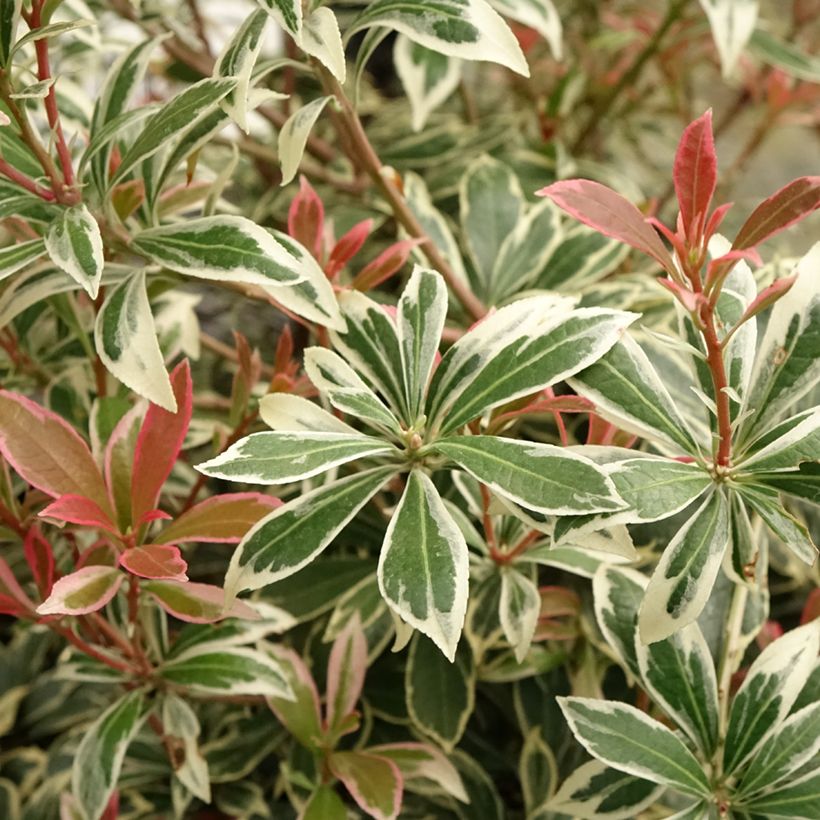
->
xmin=0 ymin=1 xmax=818 ymax=819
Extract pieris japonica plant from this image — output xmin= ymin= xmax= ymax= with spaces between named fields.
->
xmin=0 ymin=0 xmax=818 ymax=818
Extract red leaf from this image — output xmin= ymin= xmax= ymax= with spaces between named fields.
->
xmin=736 ymin=275 xmax=797 ymax=326
xmin=0 ymin=555 xmax=35 ymax=615
xmin=40 ymin=494 xmax=118 ymax=533
xmin=673 ymin=110 xmax=718 ymax=242
xmin=119 ymin=544 xmax=188 ymax=581
xmin=156 ymin=492 xmax=281 ymax=544
xmin=732 ymin=176 xmax=820 ymax=251
xmin=352 ymin=238 xmax=423 ymax=291
xmin=288 ymin=176 xmax=325 ymax=260
xmin=326 ymin=219 xmax=373 ymax=279
xmin=130 ymin=360 xmax=192 ymax=527
xmin=142 ymin=579 xmax=260 ymax=623
xmin=24 ymin=527 xmax=55 ymax=597
xmin=537 ymin=180 xmax=676 ymax=274
xmin=0 ymin=392 xmax=111 ymax=513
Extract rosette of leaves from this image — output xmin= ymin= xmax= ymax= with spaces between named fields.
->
xmin=198 ymin=266 xmax=637 ymax=659
xmin=539 ymin=110 xmax=820 ymax=644
xmin=546 ymin=564 xmax=820 ymax=819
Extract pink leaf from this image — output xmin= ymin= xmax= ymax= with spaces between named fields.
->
xmin=40 ymin=494 xmax=118 ymax=534
xmin=119 ymin=544 xmax=188 ymax=581
xmin=24 ymin=526 xmax=55 ymax=597
xmin=673 ymin=110 xmax=718 ymax=242
xmin=737 ymin=275 xmax=798 ymax=326
xmin=103 ymin=403 xmax=143 ymax=532
xmin=266 ymin=644 xmax=324 ymax=749
xmin=366 ymin=743 xmax=468 ymax=803
xmin=536 ymin=180 xmax=676 ymax=274
xmin=325 ymin=614 xmax=367 ymax=735
xmin=130 ymin=360 xmax=192 ymax=527
xmin=0 ymin=392 xmax=111 ymax=513
xmin=0 ymin=555 xmax=35 ymax=615
xmin=326 ymin=219 xmax=374 ymax=279
xmin=329 ymin=751 xmax=403 ymax=820
xmin=288 ymin=176 xmax=325 ymax=260
xmin=352 ymin=239 xmax=423 ymax=291
xmin=36 ymin=565 xmax=123 ymax=616
xmin=732 ymin=176 xmax=820 ymax=251
xmin=155 ymin=492 xmax=281 ymax=544
xmin=142 ymin=579 xmax=259 ymax=623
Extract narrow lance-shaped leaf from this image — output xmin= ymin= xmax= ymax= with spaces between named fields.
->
xmin=548 ymin=760 xmax=665 ymax=820
xmin=438 ymin=308 xmax=636 ymax=435
xmin=723 ymin=620 xmax=820 ymax=775
xmin=394 ymin=34 xmax=462 ymax=132
xmin=558 ymin=697 xmax=710 ymax=797
xmin=259 ymin=392 xmax=359 ymax=434
xmin=379 ymin=470 xmax=469 ymax=661
xmin=639 ymin=490 xmax=731 ymax=644
xmin=0 ymin=391 xmax=111 ymax=511
xmin=130 ymin=359 xmax=192 ymax=527
xmin=111 ymin=77 xmax=236 ymax=185
xmin=299 ymin=7 xmax=347 ymax=83
xmin=592 ymin=565 xmax=646 ymax=679
xmin=0 ymin=238 xmax=47 ymax=281
xmin=488 ymin=0 xmax=562 ymax=58
xmin=673 ymin=110 xmax=717 ymax=241
xmin=225 ymin=466 xmax=396 ymax=595
xmin=740 ymin=407 xmax=820 ymax=473
xmin=45 ymin=205 xmax=104 ymax=299
xmin=699 ymin=0 xmax=758 ymax=77
xmin=197 ymin=431 xmax=396 ymax=484
xmin=160 ymin=646 xmax=294 ymax=699
xmin=266 ymin=643 xmax=323 ymax=749
xmin=537 ymin=180 xmax=676 ymax=274
xmin=37 ymin=565 xmax=124 ymax=616
xmin=432 ymin=436 xmax=625 ymax=515
xmin=0 ymin=0 xmax=20 ymax=67
xmin=368 ymin=742 xmax=469 ymax=803
xmin=739 ymin=768 xmax=820 ymax=820
xmin=397 ymin=267 xmax=447 ymax=419
xmin=142 ymin=580 xmax=260 ymax=624
xmin=257 ymin=0 xmax=302 ymax=38
xmin=94 ymin=271 xmax=175 ymax=412
xmin=214 ymin=9 xmax=268 ymax=133
xmin=279 ymin=96 xmax=332 ymax=186
xmin=749 ymin=28 xmax=820 ymax=82
xmin=348 ymin=0 xmax=529 ymax=77
xmin=325 ymin=615 xmax=367 ymax=735
xmin=499 ymin=568 xmax=540 ymax=663
xmin=72 ymin=691 xmax=145 ymax=820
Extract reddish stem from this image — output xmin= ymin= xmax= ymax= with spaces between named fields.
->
xmin=48 ymin=621 xmax=136 ymax=675
xmin=0 ymin=157 xmax=55 ymax=200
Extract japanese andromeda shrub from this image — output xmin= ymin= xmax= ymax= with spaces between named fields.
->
xmin=0 ymin=1 xmax=818 ymax=819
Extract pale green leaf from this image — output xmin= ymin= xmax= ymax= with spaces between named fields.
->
xmin=45 ymin=205 xmax=104 ymax=299
xmin=299 ymin=7 xmax=346 ymax=82
xmin=699 ymin=0 xmax=759 ymax=77
xmin=278 ymin=96 xmax=332 ymax=186
xmin=0 ymin=239 xmax=47 ymax=281
xmin=499 ymin=567 xmax=540 ymax=662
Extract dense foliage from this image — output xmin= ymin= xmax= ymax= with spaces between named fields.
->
xmin=0 ymin=1 xmax=818 ymax=818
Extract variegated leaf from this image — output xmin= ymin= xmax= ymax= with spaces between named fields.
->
xmin=739 ymin=407 xmax=820 ymax=473
xmin=299 ymin=7 xmax=346 ymax=82
xmin=499 ymin=567 xmax=540 ymax=663
xmin=257 ymin=0 xmax=302 ymax=38
xmin=278 ymin=96 xmax=332 ymax=186
xmin=45 ymin=205 xmax=104 ymax=299
xmin=489 ymin=0 xmax=562 ymax=58
xmin=258 ymin=393 xmax=359 ymax=434
xmin=0 ymin=239 xmax=47 ymax=281
xmin=639 ymin=490 xmax=731 ymax=644
xmin=94 ymin=271 xmax=175 ymax=411
xmin=328 ymin=751 xmax=402 ymax=820
xmin=36 ymin=566 xmax=124 ymax=616
xmin=699 ymin=0 xmax=758 ymax=77
xmin=379 ymin=470 xmax=469 ymax=660
xmin=738 ymin=767 xmax=820 ymax=820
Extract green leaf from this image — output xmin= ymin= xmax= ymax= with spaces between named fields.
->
xmin=749 ymin=28 xmax=820 ymax=82
xmin=488 ymin=0 xmax=562 ymax=58
xmin=499 ymin=567 xmax=540 ymax=663
xmin=379 ymin=470 xmax=469 ymax=660
xmin=518 ymin=727 xmax=557 ymax=813
xmin=592 ymin=565 xmax=646 ymax=679
xmin=330 ymin=290 xmax=409 ymax=421
xmin=160 ymin=646 xmax=294 ymax=698
xmin=558 ymin=697 xmax=710 ymax=796
xmin=723 ymin=621 xmax=820 ymax=774
xmin=406 ymin=634 xmax=474 ymax=749
xmin=635 ymin=622 xmax=719 ymax=757
xmin=349 ymin=0 xmax=529 ymax=77
xmin=197 ymin=431 xmax=396 ymax=484
xmin=162 ymin=694 xmax=210 ymax=802
xmin=72 ymin=691 xmax=145 ymax=820
xmin=278 ymin=96 xmax=332 ymax=186
xmin=639 ymin=490 xmax=730 ymax=644
xmin=132 ymin=215 xmax=307 ymax=288
xmin=757 ymin=462 xmax=820 ymax=505
xmin=0 ymin=0 xmax=20 ymax=67
xmin=569 ymin=336 xmax=701 ymax=454
xmin=111 ymin=77 xmax=236 ymax=185
xmin=368 ymin=742 xmax=468 ymax=802
xmin=699 ymin=0 xmax=758 ymax=77
xmin=214 ymin=9 xmax=268 ymax=133
xmin=94 ymin=271 xmax=175 ymax=411
xmin=737 ymin=701 xmax=820 ymax=798
xmin=740 ymin=408 xmax=820 ymax=473
xmin=737 ymin=484 xmax=818 ymax=565
xmin=329 ymin=751 xmax=402 ymax=820
xmin=45 ymin=205 xmax=104 ymax=299
xmin=225 ymin=466 xmax=395 ymax=595
xmin=739 ymin=243 xmax=820 ymax=442
xmin=302 ymin=786 xmax=348 ymax=820
xmin=394 ymin=34 xmax=462 ymax=132
xmin=433 ymin=436 xmax=625 ymax=515
xmin=459 ymin=155 xmax=523 ymax=298
xmin=740 ymin=768 xmax=820 ymax=820
xmin=303 ymin=348 xmax=403 ymax=435
xmin=257 ymin=0 xmax=302 ymax=38
xmin=266 ymin=644 xmax=323 ymax=748
xmin=0 ymin=239 xmax=47 ymax=281
xmin=434 ymin=307 xmax=635 ymax=434
xmin=548 ymin=760 xmax=665 ymax=820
